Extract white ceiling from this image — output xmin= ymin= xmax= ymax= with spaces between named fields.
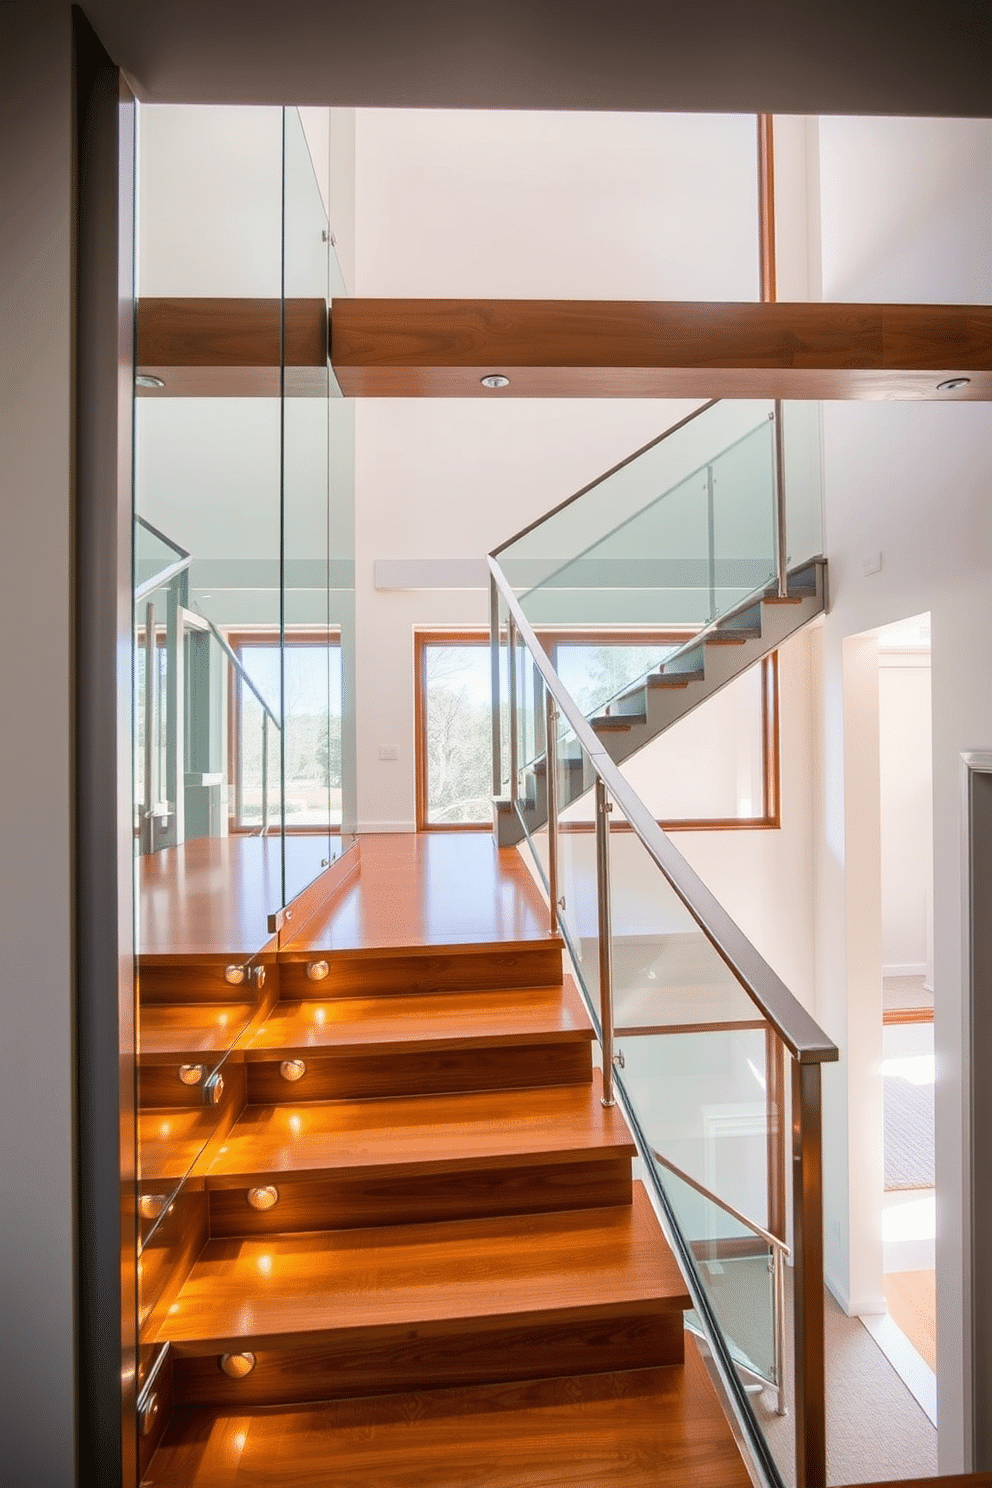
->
xmin=84 ymin=0 xmax=991 ymax=118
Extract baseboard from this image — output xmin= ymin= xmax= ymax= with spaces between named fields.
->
xmin=356 ymin=820 xmax=416 ymax=834
xmin=861 ymin=1312 xmax=937 ymax=1426
xmin=883 ymin=963 xmax=927 ymax=979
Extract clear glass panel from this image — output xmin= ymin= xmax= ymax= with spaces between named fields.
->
xmin=781 ymin=400 xmax=823 ymax=570
xmin=281 ymin=105 xmax=342 ymax=903
xmin=497 ymin=591 xmax=512 ymax=798
xmin=554 ymin=640 xmax=680 ymax=719
xmin=499 ymin=400 xmax=777 ymax=629
xmin=599 ymin=809 xmax=761 ymax=1030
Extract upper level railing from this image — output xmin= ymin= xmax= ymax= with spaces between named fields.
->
xmin=488 ymin=398 xmax=835 ymax=1488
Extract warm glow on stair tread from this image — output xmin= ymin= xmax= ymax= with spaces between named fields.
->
xmin=156 ymin=1184 xmax=688 ymax=1350
xmin=204 ymin=1068 xmax=634 ymax=1181
xmin=141 ymin=1337 xmax=751 ymax=1488
xmin=244 ymin=976 xmax=591 ymax=1055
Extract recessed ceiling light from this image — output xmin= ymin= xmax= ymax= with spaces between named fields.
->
xmin=937 ymin=377 xmax=970 ymax=392
xmin=135 ymin=374 xmax=165 ymax=390
xmin=480 ymin=374 xmax=510 ymax=389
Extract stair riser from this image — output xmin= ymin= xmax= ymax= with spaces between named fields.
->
xmin=171 ymin=1309 xmax=685 ymax=1407
xmin=140 ymin=962 xmax=279 ymax=1005
xmin=245 ymin=1041 xmax=593 ymax=1103
xmin=206 ymin=1156 xmax=632 ymax=1238
xmin=279 ymin=944 xmax=563 ymax=998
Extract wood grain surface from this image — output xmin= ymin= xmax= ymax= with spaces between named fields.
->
xmin=245 ymin=978 xmax=591 ymax=1056
xmin=157 ymin=1183 xmax=687 ymax=1354
xmin=144 ymin=1337 xmax=751 ymax=1488
xmin=170 ymin=1309 xmax=686 ymax=1407
xmin=245 ymin=1040 xmax=593 ymax=1104
xmin=331 ymin=298 xmax=992 ymax=400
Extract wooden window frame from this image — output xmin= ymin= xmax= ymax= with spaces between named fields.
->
xmin=415 ymin=628 xmax=780 ymax=834
xmin=226 ymin=626 xmax=342 ymax=836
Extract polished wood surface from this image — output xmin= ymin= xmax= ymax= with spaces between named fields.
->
xmin=139 ymin=836 xmax=335 ymax=958
xmin=331 ymin=298 xmax=992 ymax=400
xmin=247 ymin=977 xmax=591 ymax=1055
xmin=281 ymin=942 xmax=565 ymax=997
xmin=139 ymin=1003 xmax=258 ymax=1058
xmin=207 ymin=1155 xmax=632 ymax=1238
xmin=208 ymin=1071 xmax=631 ymax=1182
xmin=282 ymin=832 xmax=554 ymax=954
xmin=138 ymin=296 xmax=327 ymax=365
xmin=158 ymin=1183 xmax=688 ymax=1354
xmin=246 ymin=1041 xmax=592 ymax=1104
xmin=138 ymin=1187 xmax=209 ymax=1339
xmin=145 ymin=1338 xmax=751 ymax=1488
xmin=171 ymin=1309 xmax=686 ymax=1408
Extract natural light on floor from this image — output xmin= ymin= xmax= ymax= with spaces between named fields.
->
xmin=883 ymin=1195 xmax=936 ymax=1243
xmin=881 ymin=1054 xmax=935 ymax=1084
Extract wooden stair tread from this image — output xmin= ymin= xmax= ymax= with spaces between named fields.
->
xmin=138 ymin=1108 xmax=219 ymax=1182
xmin=245 ymin=978 xmax=591 ymax=1057
xmin=205 ymin=1069 xmax=634 ymax=1184
xmin=143 ymin=1336 xmax=751 ymax=1488
xmin=140 ymin=1003 xmax=257 ymax=1058
xmin=157 ymin=1183 xmax=688 ymax=1352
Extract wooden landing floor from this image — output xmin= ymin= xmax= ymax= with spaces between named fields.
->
xmin=283 ymin=833 xmax=554 ymax=954
xmin=138 ymin=835 xmax=346 ymax=959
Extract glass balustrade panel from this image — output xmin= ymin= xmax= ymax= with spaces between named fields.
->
xmin=498 ymin=401 xmax=776 ymax=628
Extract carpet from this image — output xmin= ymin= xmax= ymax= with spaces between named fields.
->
xmin=884 ymin=1074 xmax=935 ymax=1190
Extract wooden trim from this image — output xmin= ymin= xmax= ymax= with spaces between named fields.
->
xmin=331 ymin=298 xmax=992 ymax=400
xmin=883 ymin=1006 xmax=934 ymax=1026
xmin=415 ymin=630 xmax=780 ymax=832
xmin=757 ymin=114 xmax=777 ymax=305
xmin=137 ymin=296 xmax=327 ymax=368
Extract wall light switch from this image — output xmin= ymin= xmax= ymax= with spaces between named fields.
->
xmin=862 ymin=552 xmax=883 ymax=576
xmin=379 ymin=745 xmax=398 ymax=761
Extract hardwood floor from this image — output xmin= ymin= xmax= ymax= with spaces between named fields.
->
xmin=140 ymin=834 xmax=753 ymax=1486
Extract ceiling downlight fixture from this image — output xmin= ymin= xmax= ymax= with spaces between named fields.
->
xmin=937 ymin=377 xmax=971 ymax=392
xmin=480 ymin=374 xmax=510 ymax=389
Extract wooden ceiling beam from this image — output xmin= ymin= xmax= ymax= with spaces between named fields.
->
xmin=134 ymin=296 xmax=992 ymax=400
xmin=330 ymin=299 xmax=992 ymax=401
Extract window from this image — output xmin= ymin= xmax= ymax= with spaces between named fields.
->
xmin=229 ymin=630 xmax=342 ymax=831
xmin=415 ymin=630 xmax=779 ymax=832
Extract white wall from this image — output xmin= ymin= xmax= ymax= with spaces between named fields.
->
xmin=351 ymin=109 xmax=764 ymax=831
xmin=808 ymin=115 xmax=992 ymax=1470
xmin=879 ymin=650 xmax=933 ymax=977
xmin=0 ymin=4 xmax=76 ymax=1483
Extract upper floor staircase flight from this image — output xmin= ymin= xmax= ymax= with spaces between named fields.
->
xmin=489 ymin=398 xmax=827 ymax=843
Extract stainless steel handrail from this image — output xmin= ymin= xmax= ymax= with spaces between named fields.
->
xmin=136 ymin=513 xmax=190 ymax=560
xmin=651 ymin=1148 xmax=789 ymax=1256
xmin=488 ymin=554 xmax=837 ymax=1068
xmin=202 ymin=618 xmax=281 ymax=730
xmin=135 ymin=554 xmax=192 ymax=603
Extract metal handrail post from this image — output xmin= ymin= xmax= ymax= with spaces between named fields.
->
xmin=595 ymin=777 xmax=616 ymax=1107
xmin=507 ymin=616 xmax=519 ymax=805
xmin=546 ymin=691 xmax=560 ymax=936
xmin=706 ymin=462 xmax=717 ymax=621
xmin=773 ymin=1243 xmax=788 ymax=1416
xmin=261 ymin=713 xmax=269 ymax=836
xmin=489 ymin=573 xmax=502 ymax=797
xmin=792 ymin=1058 xmax=826 ymax=1488
xmin=143 ymin=602 xmax=157 ymax=852
xmin=773 ymin=401 xmax=788 ymax=600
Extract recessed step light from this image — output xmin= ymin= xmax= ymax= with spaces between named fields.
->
xmin=481 ymin=374 xmax=510 ymax=389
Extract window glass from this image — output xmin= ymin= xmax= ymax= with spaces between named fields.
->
xmin=236 ymin=640 xmax=341 ymax=828
xmin=422 ymin=643 xmax=493 ymax=825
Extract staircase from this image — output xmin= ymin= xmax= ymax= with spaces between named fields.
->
xmin=508 ymin=558 xmax=825 ymax=840
xmin=140 ymin=926 xmax=752 ymax=1486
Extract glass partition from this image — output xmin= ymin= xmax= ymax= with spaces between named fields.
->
xmin=131 ymin=105 xmax=355 ymax=1430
